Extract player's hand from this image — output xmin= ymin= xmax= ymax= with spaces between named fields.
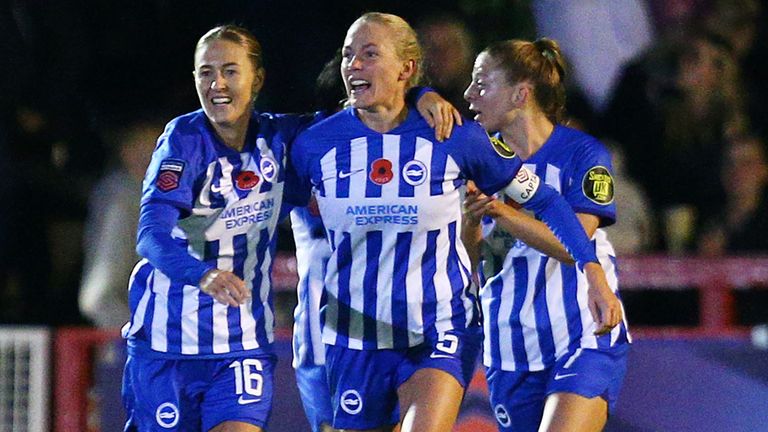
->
xmin=199 ymin=269 xmax=250 ymax=307
xmin=464 ymin=181 xmax=505 ymax=222
xmin=583 ymin=262 xmax=622 ymax=335
xmin=416 ymin=91 xmax=462 ymax=142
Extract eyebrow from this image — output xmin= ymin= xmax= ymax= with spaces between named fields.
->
xmin=197 ymin=62 xmax=240 ymax=69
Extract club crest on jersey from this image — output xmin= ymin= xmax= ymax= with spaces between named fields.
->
xmin=235 ymin=170 xmax=260 ymax=190
xmin=156 ymin=159 xmax=185 ymax=192
xmin=259 ymin=156 xmax=278 ymax=183
xmin=402 ymin=160 xmax=427 ymax=186
xmin=490 ymin=136 xmax=515 ymax=159
xmin=494 ymin=404 xmax=512 ymax=427
xmin=155 ymin=402 xmax=179 ymax=428
xmin=340 ymin=389 xmax=363 ymax=415
xmin=370 ymin=158 xmax=394 ymax=185
xmin=582 ymin=166 xmax=614 ymax=205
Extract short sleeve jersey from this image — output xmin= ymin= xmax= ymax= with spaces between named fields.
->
xmin=288 ymin=107 xmax=521 ymax=350
xmin=480 ymin=125 xmax=631 ymax=372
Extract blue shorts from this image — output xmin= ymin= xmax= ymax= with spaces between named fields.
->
xmin=486 ymin=344 xmax=629 ymax=431
xmin=325 ymin=327 xmax=481 ymax=430
xmin=295 ymin=363 xmax=333 ymax=432
xmin=122 ymin=353 xmax=276 ymax=431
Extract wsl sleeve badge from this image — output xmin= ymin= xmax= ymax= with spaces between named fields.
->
xmin=490 ymin=136 xmax=516 ymax=159
xmin=582 ymin=166 xmax=614 ymax=205
xmin=156 ymin=159 xmax=185 ymax=192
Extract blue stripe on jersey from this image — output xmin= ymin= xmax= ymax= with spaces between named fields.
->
xmin=227 ymin=233 xmax=248 ymax=352
xmin=336 ymin=232 xmax=353 ymax=347
xmin=421 ymin=230 xmax=440 ymax=342
xmin=610 ymin=255 xmax=630 ymax=345
xmin=328 ymin=229 xmax=337 ymax=251
xmin=533 ymin=257 xmax=556 ymax=365
xmin=166 ymin=280 xmax=183 ymax=352
xmin=510 ymin=258 xmax=530 ymax=369
xmin=447 ymin=221 xmax=467 ymax=330
xmin=560 ymin=263 xmax=582 ymax=353
xmin=297 ymin=266 xmax=315 ymax=365
xmin=143 ymin=273 xmax=157 ymax=344
xmin=336 ymin=140 xmax=352 ymax=198
xmin=392 ymin=232 xmax=412 ymax=349
xmin=363 ymin=231 xmax=382 ymax=349
xmin=128 ymin=263 xmax=154 ymax=317
xmin=366 ymin=136 xmax=383 ymax=198
xmin=398 ymin=138 xmax=416 ymax=198
xmin=250 ymin=228 xmax=272 ymax=348
xmin=429 ymin=150 xmax=447 ymax=196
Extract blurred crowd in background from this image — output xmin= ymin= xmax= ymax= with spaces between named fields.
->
xmin=0 ymin=0 xmax=766 ymax=328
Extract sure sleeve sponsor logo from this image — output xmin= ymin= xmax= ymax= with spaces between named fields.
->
xmin=581 ymin=166 xmax=614 ymax=205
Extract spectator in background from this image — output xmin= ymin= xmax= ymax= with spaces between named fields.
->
xmin=531 ymin=0 xmax=654 ymax=113
xmin=417 ymin=13 xmax=476 ymax=117
xmin=602 ymin=141 xmax=655 ymax=255
xmin=697 ymin=134 xmax=768 ymax=255
xmin=78 ymin=118 xmax=161 ymax=328
xmin=604 ymin=26 xmax=747 ymax=251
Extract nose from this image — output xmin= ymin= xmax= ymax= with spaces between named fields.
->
xmin=347 ymin=55 xmax=362 ymax=70
xmin=463 ymin=83 xmax=476 ymax=102
xmin=210 ymin=73 xmax=227 ymax=90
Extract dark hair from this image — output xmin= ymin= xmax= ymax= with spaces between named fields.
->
xmin=196 ymin=25 xmax=263 ymax=71
xmin=483 ymin=38 xmax=567 ymax=123
xmin=314 ymin=50 xmax=346 ymax=113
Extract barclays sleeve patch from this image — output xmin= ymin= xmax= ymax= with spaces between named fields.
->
xmin=156 ymin=158 xmax=185 ymax=192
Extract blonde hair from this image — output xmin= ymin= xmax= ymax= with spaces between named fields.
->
xmin=352 ymin=12 xmax=423 ymax=89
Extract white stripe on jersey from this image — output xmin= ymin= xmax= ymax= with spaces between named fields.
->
xmin=544 ymin=163 xmax=560 ymax=192
xmin=520 ymin=256 xmax=544 ymax=370
xmin=150 ymin=271 xmax=171 ymax=352
xmin=481 ymin=164 xmax=627 ymax=371
xmin=122 ymin=259 xmax=152 ymax=339
xmin=316 ymin=133 xmax=472 ymax=349
xmin=180 ymin=283 xmax=199 ymax=354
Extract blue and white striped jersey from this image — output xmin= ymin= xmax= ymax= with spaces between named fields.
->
xmin=290 ymin=200 xmax=330 ymax=367
xmin=288 ymin=107 xmax=529 ymax=350
xmin=480 ymin=125 xmax=631 ymax=372
xmin=122 ymin=109 xmax=310 ymax=359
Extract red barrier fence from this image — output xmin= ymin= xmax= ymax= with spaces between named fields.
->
xmin=53 ymin=254 xmax=768 ymax=431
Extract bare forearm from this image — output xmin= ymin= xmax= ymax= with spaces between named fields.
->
xmin=492 ymin=204 xmax=574 ymax=263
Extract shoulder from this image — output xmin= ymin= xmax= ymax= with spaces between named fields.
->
xmin=557 ymin=125 xmax=610 ymax=156
xmin=441 ymin=120 xmax=496 ymax=155
xmin=159 ymin=110 xmax=209 ymax=151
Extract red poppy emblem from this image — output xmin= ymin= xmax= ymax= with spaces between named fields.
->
xmin=369 ymin=159 xmax=394 ymax=185
xmin=235 ymin=170 xmax=260 ymax=190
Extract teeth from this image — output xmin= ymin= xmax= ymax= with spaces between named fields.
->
xmin=212 ymin=97 xmax=232 ymax=105
xmin=350 ymin=79 xmax=369 ymax=86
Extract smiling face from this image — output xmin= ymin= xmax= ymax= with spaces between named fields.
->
xmin=341 ymin=20 xmax=412 ymax=112
xmin=464 ymin=52 xmax=519 ymax=133
xmin=194 ymin=39 xmax=264 ymax=129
